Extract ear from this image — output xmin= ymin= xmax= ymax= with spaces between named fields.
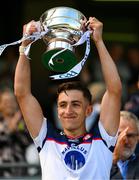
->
xmin=86 ymin=105 xmax=93 ymax=117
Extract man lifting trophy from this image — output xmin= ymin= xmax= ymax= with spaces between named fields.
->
xmin=13 ymin=6 xmax=122 ymax=180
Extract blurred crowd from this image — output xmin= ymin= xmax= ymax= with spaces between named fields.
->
xmin=0 ymin=48 xmax=40 ymax=177
xmin=81 ymin=42 xmax=139 ymax=119
xmin=0 ymin=42 xmax=139 ymax=178
xmin=0 ymin=87 xmax=41 ymax=177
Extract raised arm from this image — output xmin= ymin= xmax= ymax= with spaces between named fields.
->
xmin=14 ymin=21 xmax=44 ymax=138
xmin=88 ymin=17 xmax=122 ymax=136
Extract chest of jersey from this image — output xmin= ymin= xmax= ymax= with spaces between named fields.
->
xmin=39 ymin=133 xmax=112 ymax=180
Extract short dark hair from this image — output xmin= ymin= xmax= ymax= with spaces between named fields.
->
xmin=57 ymin=81 xmax=92 ymax=104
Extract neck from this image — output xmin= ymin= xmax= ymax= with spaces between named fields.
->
xmin=64 ymin=127 xmax=86 ymax=138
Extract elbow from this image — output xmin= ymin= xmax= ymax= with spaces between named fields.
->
xmin=14 ymin=84 xmax=29 ymax=99
xmin=14 ymin=87 xmax=23 ymax=99
xmin=115 ymin=81 xmax=122 ymax=96
xmin=109 ymin=80 xmax=122 ymax=97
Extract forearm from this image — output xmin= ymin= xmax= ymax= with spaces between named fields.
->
xmin=95 ymin=40 xmax=122 ymax=94
xmin=14 ymin=20 xmax=39 ymax=97
xmin=113 ymin=152 xmax=120 ymax=164
xmin=113 ymin=144 xmax=121 ymax=164
xmin=14 ymin=45 xmax=31 ymax=97
xmin=88 ymin=17 xmax=122 ymax=93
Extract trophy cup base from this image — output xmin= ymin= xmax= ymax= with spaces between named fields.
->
xmin=42 ymin=49 xmax=77 ymax=72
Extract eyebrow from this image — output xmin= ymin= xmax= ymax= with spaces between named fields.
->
xmin=118 ymin=131 xmax=138 ymax=136
xmin=71 ymin=100 xmax=82 ymax=103
xmin=58 ymin=100 xmax=82 ymax=104
xmin=126 ymin=133 xmax=138 ymax=136
xmin=59 ymin=100 xmax=82 ymax=103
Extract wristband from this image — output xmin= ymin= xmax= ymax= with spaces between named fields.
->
xmin=19 ymin=46 xmax=26 ymax=55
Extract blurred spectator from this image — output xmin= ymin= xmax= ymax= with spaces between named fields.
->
xmin=126 ymin=46 xmax=139 ymax=91
xmin=137 ymin=74 xmax=139 ymax=90
xmin=25 ymin=143 xmax=40 ymax=176
xmin=0 ymin=118 xmax=24 ymax=177
xmin=0 ymin=88 xmax=32 ymax=177
xmin=124 ymin=77 xmax=139 ymax=119
xmin=80 ymin=64 xmax=92 ymax=86
xmin=110 ymin=111 xmax=139 ymax=179
xmin=89 ymin=43 xmax=131 ymax=105
xmin=0 ymin=47 xmax=18 ymax=89
xmin=86 ymin=82 xmax=105 ymax=131
xmin=107 ymin=43 xmax=131 ymax=105
xmin=0 ymin=88 xmax=23 ymax=132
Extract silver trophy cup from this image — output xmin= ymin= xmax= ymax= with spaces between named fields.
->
xmin=40 ymin=6 xmax=87 ymax=72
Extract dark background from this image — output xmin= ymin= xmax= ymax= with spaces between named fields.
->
xmin=1 ymin=0 xmax=138 ymax=43
xmin=0 ymin=0 xmax=139 ymax=119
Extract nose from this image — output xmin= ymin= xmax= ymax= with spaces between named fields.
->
xmin=65 ymin=104 xmax=73 ymax=114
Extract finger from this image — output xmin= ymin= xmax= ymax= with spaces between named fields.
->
xmin=119 ymin=127 xmax=129 ymax=140
xmin=124 ymin=127 xmax=129 ymax=135
xmin=89 ymin=17 xmax=97 ymax=22
xmin=23 ymin=20 xmax=36 ymax=35
xmin=85 ymin=21 xmax=90 ymax=27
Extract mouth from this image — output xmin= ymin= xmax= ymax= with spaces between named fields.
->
xmin=64 ymin=116 xmax=77 ymax=120
xmin=62 ymin=116 xmax=78 ymax=124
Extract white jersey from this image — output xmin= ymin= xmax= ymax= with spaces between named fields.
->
xmin=33 ymin=118 xmax=117 ymax=180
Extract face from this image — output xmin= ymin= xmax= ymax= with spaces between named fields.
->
xmin=57 ymin=90 xmax=92 ymax=135
xmin=118 ymin=117 xmax=138 ymax=160
xmin=0 ymin=92 xmax=17 ymax=115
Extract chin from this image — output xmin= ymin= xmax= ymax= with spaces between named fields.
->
xmin=64 ymin=124 xmax=78 ymax=131
xmin=122 ymin=149 xmax=134 ymax=159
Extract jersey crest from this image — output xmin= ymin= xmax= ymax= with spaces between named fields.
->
xmin=62 ymin=144 xmax=88 ymax=170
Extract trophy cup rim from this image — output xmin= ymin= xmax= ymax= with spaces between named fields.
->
xmin=40 ymin=6 xmax=87 ymax=22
